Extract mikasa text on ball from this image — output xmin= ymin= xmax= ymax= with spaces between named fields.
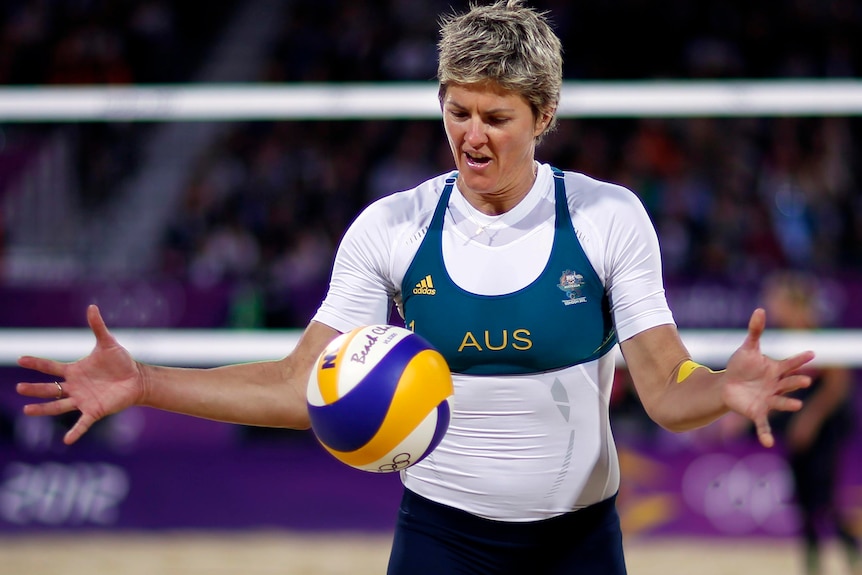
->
xmin=307 ymin=325 xmax=454 ymax=473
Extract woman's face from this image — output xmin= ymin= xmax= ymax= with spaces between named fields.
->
xmin=441 ymin=82 xmax=551 ymax=212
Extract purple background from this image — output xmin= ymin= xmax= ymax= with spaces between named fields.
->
xmin=2 ymin=363 xmax=860 ymax=537
xmin=2 ymin=276 xmax=861 ymax=536
xmin=1 ymin=274 xmax=862 ymax=329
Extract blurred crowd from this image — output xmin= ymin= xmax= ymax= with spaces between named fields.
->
xmin=1 ymin=0 xmax=861 ymax=328
xmin=0 ymin=0 xmax=237 ymax=208
xmin=0 ymin=0 xmax=240 ymax=85
xmin=158 ymin=113 xmax=862 ymax=328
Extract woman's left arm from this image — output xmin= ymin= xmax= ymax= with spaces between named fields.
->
xmin=620 ymin=308 xmax=816 ymax=447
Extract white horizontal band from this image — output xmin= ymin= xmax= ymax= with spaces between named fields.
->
xmin=1 ymin=80 xmax=861 ymax=121
xmin=1 ymin=328 xmax=860 ymax=367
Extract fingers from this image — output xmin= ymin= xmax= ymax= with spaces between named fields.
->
xmin=778 ymin=350 xmax=816 ymax=376
xmin=22 ymin=397 xmax=78 ymax=417
xmin=756 ymin=418 xmax=775 ymax=449
xmin=774 ymin=373 xmax=812 ymax=397
xmin=19 ymin=387 xmax=92 ymax=445
xmin=15 ymin=306 xmax=111 ymax=448
xmin=65 ymin=414 xmax=94 ymax=445
xmin=741 ymin=308 xmax=766 ymax=351
xmin=769 ymin=395 xmax=803 ymax=413
xmin=18 ymin=382 xmax=94 ymax=445
xmin=16 ymin=355 xmax=66 ymax=378
xmin=16 ymin=381 xmax=67 ymax=400
xmin=87 ymin=304 xmax=115 ymax=347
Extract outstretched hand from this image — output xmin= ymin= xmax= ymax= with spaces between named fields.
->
xmin=16 ymin=304 xmax=143 ymax=445
xmin=720 ymin=308 xmax=815 ymax=448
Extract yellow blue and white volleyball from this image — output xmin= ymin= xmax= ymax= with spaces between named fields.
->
xmin=307 ymin=325 xmax=453 ymax=473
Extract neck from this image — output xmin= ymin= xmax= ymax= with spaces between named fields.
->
xmin=459 ymin=161 xmax=538 ymax=216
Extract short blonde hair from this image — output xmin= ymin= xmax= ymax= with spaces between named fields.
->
xmin=437 ymin=0 xmax=563 ymax=138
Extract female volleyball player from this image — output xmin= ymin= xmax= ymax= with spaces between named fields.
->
xmin=16 ymin=2 xmax=815 ymax=573
xmin=761 ymin=273 xmax=860 ymax=575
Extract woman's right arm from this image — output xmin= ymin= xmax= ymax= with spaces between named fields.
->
xmin=16 ymin=304 xmax=341 ymax=445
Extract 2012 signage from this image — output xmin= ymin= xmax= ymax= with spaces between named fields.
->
xmin=0 ymin=461 xmax=129 ymax=526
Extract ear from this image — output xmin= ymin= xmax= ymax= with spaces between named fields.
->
xmin=534 ymin=108 xmax=555 ymax=137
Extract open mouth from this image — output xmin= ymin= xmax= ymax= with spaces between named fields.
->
xmin=465 ymin=152 xmax=492 ymax=168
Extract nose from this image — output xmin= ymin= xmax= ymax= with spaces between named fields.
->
xmin=465 ymin=117 xmax=488 ymax=147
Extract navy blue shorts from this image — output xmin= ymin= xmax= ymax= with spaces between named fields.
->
xmin=387 ymin=489 xmax=627 ymax=575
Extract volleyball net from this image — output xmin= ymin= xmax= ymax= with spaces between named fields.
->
xmin=1 ymin=328 xmax=860 ymax=367
xmin=0 ymin=80 xmax=861 ymax=121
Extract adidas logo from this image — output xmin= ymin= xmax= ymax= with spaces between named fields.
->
xmin=412 ymin=275 xmax=437 ymax=296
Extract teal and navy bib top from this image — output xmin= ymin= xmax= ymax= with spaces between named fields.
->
xmin=402 ymin=168 xmax=617 ymax=375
